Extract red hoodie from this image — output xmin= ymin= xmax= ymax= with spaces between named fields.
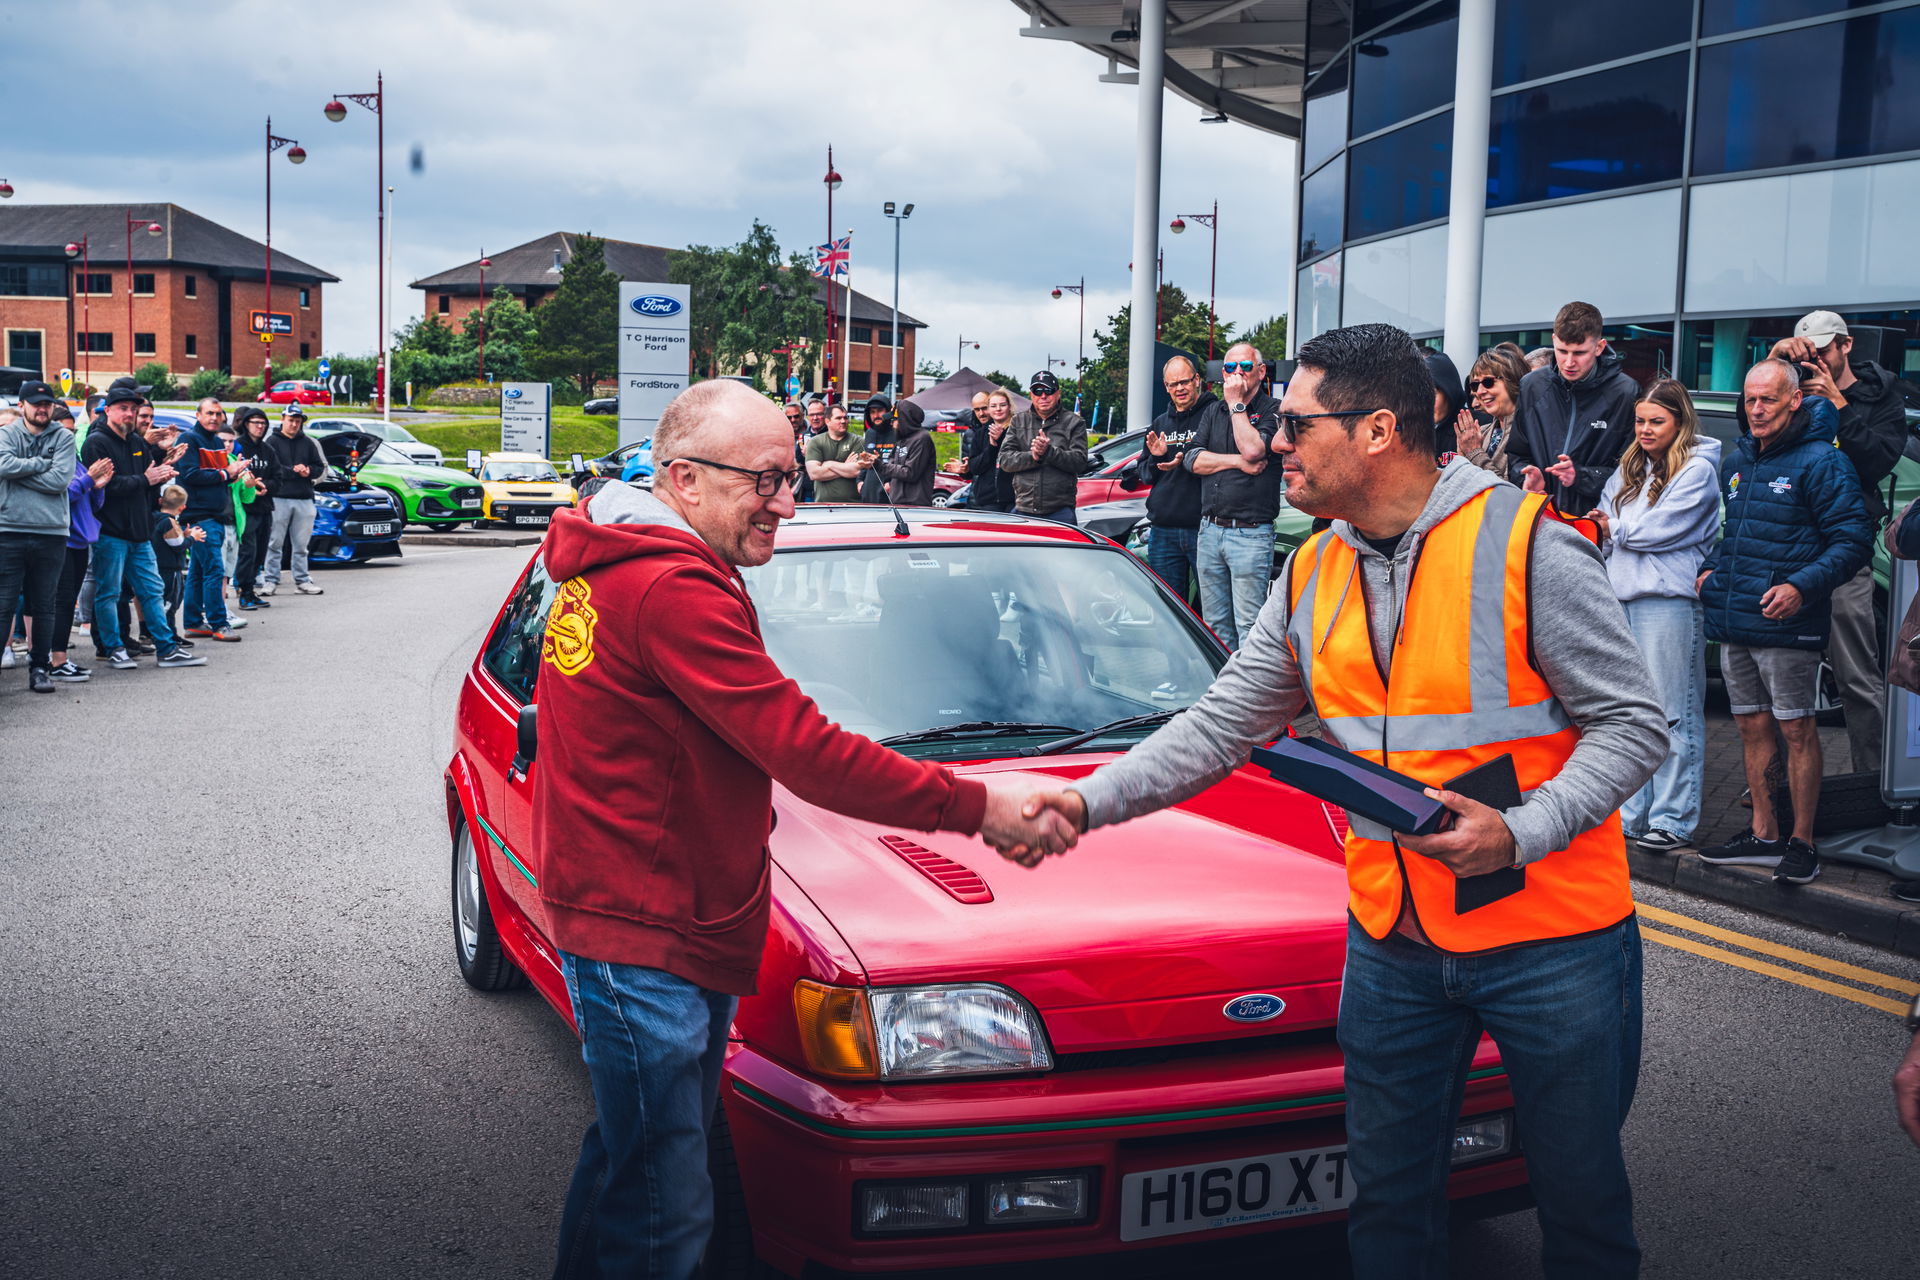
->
xmin=531 ymin=486 xmax=988 ymax=995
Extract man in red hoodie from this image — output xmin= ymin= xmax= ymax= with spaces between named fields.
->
xmin=533 ymin=379 xmax=1071 ymax=1278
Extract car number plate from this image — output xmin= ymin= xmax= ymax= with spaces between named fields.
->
xmin=460 ymin=498 xmax=481 ymax=508
xmin=1119 ymin=1143 xmax=1354 ymax=1242
xmin=514 ymin=515 xmax=549 ymax=526
xmin=360 ymin=522 xmax=393 ymax=536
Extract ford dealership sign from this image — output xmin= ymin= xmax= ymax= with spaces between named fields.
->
xmin=629 ymin=293 xmax=684 ymax=318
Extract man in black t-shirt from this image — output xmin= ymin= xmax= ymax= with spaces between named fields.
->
xmin=1183 ymin=343 xmax=1282 ymax=650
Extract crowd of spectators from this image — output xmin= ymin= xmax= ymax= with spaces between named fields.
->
xmin=2 ymin=380 xmax=330 ymax=693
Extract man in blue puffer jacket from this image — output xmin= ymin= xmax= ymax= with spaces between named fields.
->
xmin=1697 ymin=359 xmax=1871 ymax=886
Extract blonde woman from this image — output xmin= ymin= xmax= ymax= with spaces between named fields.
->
xmin=971 ymin=389 xmax=1017 ymax=511
xmin=1454 ymin=343 xmax=1528 ymax=476
xmin=1590 ymin=378 xmax=1721 ymax=852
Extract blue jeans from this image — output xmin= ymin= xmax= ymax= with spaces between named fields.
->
xmin=1146 ymin=523 xmax=1199 ymax=603
xmin=1197 ymin=521 xmax=1273 ymax=650
xmin=184 ymin=518 xmax=230 ymax=631
xmin=1338 ymin=916 xmax=1642 ymax=1279
xmin=555 ymin=954 xmax=737 ymax=1280
xmin=1619 ymin=596 xmax=1703 ymax=841
xmin=1032 ymin=505 xmax=1078 ymax=526
xmin=89 ymin=535 xmax=177 ymax=653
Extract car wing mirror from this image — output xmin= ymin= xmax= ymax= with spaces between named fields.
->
xmin=510 ymin=704 xmax=538 ymax=782
xmin=1118 ymin=473 xmax=1144 ymax=492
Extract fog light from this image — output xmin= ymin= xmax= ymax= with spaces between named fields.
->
xmin=985 ymin=1173 xmax=1090 ymax=1225
xmin=859 ymin=1183 xmax=969 ymax=1234
xmin=1451 ymin=1113 xmax=1512 ymax=1165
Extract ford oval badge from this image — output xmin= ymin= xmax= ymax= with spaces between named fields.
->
xmin=503 ymin=388 xmax=522 ymax=399
xmin=630 ymin=293 xmax=684 ymax=318
xmin=1222 ymin=994 xmax=1286 ymax=1023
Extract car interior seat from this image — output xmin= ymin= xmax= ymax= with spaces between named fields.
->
xmin=871 ymin=571 xmax=1028 ymax=732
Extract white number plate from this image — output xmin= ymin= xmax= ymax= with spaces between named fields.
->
xmin=360 ymin=522 xmax=393 ymax=536
xmin=514 ymin=515 xmax=550 ymax=526
xmin=1119 ymin=1143 xmax=1354 ymax=1242
xmin=460 ymin=498 xmax=481 ymax=509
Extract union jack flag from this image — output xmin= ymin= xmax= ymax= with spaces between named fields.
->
xmin=813 ymin=236 xmax=850 ymax=279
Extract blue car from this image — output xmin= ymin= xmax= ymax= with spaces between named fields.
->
xmin=304 ymin=429 xmax=405 ymax=565
xmin=570 ymin=438 xmax=654 ymax=491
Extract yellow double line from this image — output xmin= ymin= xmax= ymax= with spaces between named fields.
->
xmin=1636 ymin=902 xmax=1920 ymax=1017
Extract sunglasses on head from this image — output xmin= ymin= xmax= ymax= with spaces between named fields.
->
xmin=1221 ymin=360 xmax=1260 ymax=374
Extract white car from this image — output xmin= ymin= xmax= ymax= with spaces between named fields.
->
xmin=303 ymin=416 xmax=443 ymax=467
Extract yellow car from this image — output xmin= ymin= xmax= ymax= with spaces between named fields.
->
xmin=473 ymin=452 xmax=578 ymax=528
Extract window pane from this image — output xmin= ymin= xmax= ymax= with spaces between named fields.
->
xmin=482 ymin=567 xmax=558 ymax=703
xmin=1296 ymin=254 xmax=1343 ymax=347
xmin=1300 ymin=154 xmax=1346 ymax=261
xmin=1487 ymin=52 xmax=1687 ymax=208
xmin=1350 ymin=1 xmax=1457 ymax=138
xmin=1343 ymin=225 xmax=1449 ymax=334
xmin=132 ymin=273 xmax=154 ymax=294
xmin=1481 ymin=189 xmax=1681 ymax=330
xmin=1354 ymin=0 xmax=1434 ymax=35
xmin=1348 ymin=111 xmax=1452 ymax=240
xmin=1703 ymin=0 xmax=1891 ymax=36
xmin=134 ymin=333 xmax=156 ymax=356
xmin=1493 ymin=0 xmax=1691 ymax=87
xmin=185 ymin=335 xmax=198 ymax=356
xmin=0 ymin=264 xmax=64 ymax=297
xmin=1302 ymin=55 xmax=1350 ymax=172
xmin=1305 ymin=0 xmax=1350 ymax=73
xmin=1695 ymin=10 xmax=1920 ymax=176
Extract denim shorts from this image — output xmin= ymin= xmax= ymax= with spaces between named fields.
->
xmin=1721 ymin=643 xmax=1822 ymax=719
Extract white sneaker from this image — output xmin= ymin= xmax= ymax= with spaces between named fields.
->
xmin=0 ymin=647 xmax=13 ymax=669
xmin=258 ymin=583 xmax=276 ymax=597
xmin=296 ymin=582 xmax=324 ymax=595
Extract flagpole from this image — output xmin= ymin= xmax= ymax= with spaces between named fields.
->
xmin=842 ymin=229 xmax=853 ymax=404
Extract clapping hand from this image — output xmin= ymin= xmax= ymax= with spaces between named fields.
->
xmin=164 ymin=443 xmax=189 ymax=464
xmin=1520 ymin=465 xmax=1547 ymax=495
xmin=1147 ymin=430 xmax=1168 ymax=458
xmin=1546 ymin=454 xmax=1578 ymax=487
xmin=86 ymin=458 xmax=114 ymax=484
xmin=1454 ymin=408 xmax=1483 ymax=455
xmin=979 ymin=782 xmax=1081 ymax=865
xmin=1030 ymin=431 xmax=1050 ymax=460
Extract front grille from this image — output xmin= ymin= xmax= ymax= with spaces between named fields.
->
xmin=421 ymin=486 xmax=483 ymax=517
xmin=1052 ymin=1025 xmax=1337 ymax=1073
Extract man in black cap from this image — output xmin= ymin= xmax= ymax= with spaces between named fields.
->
xmin=854 ymin=394 xmax=897 ymax=504
xmin=0 ymin=382 xmax=79 ymax=691
xmin=998 ymin=371 xmax=1088 ymax=524
xmin=261 ymin=405 xmax=328 ymax=596
xmin=78 ymin=383 xmax=205 ymax=669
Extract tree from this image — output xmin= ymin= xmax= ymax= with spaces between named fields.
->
xmin=1073 ymin=283 xmax=1219 ymax=433
xmin=531 ymin=233 xmax=621 ymax=396
xmin=394 ymin=312 xmax=461 ymax=356
xmin=915 ymin=358 xmax=949 ymax=382
xmin=461 ymin=287 xmax=538 ymax=383
xmin=984 ymin=370 xmax=1026 ymax=396
xmin=1241 ymin=314 xmax=1289 ymax=360
xmin=669 ymin=221 xmax=826 ymax=392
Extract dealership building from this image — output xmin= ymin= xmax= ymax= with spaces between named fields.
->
xmin=1021 ymin=0 xmax=1919 ymax=392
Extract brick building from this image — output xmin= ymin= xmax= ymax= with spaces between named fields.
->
xmin=0 ymin=203 xmax=336 ymax=390
xmin=411 ymin=232 xmax=927 ymax=398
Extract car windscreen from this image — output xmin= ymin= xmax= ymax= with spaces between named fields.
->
xmin=371 ymin=442 xmax=414 ymax=467
xmin=738 ymin=542 xmax=1225 ymax=755
xmin=383 ymin=423 xmax=420 ymax=443
xmin=484 ymin=461 xmax=559 ymax=482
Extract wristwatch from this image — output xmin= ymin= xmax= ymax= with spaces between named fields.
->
xmin=1906 ymin=989 xmax=1920 ymax=1034
xmin=1230 ymin=402 xmax=1248 ymax=415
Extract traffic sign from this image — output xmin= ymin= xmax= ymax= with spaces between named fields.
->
xmin=318 ymin=358 xmax=331 ymax=379
xmin=785 ymin=376 xmax=801 ymax=398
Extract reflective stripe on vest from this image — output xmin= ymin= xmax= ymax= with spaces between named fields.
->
xmin=1282 ymin=486 xmax=1631 ymax=952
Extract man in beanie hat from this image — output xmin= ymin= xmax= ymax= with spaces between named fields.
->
xmin=875 ymin=399 xmax=936 ymax=506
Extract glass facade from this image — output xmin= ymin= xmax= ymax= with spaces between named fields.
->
xmin=1299 ymin=155 xmax=1346 ymax=262
xmin=1349 ymin=2 xmax=1458 ymax=138
xmin=1693 ymin=8 xmax=1920 ymax=176
xmin=1301 ymin=56 xmax=1349 ymax=174
xmin=1486 ymin=52 xmax=1688 ymax=208
xmin=1703 ymin=0 xmax=1892 ymax=36
xmin=1493 ymin=0 xmax=1691 ymax=86
xmin=1347 ymin=112 xmax=1452 ymax=241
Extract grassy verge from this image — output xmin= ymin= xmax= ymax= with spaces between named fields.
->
xmin=410 ymin=408 xmax=618 ymax=460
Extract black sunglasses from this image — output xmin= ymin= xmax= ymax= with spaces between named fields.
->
xmin=1275 ymin=408 xmax=1383 ymax=444
xmin=1469 ymin=376 xmax=1502 ymax=391
xmin=675 ymin=456 xmax=801 ymax=496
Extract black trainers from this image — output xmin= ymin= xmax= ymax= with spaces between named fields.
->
xmin=1773 ymin=838 xmax=1821 ymax=885
xmin=28 ymin=666 xmax=54 ymax=693
xmin=48 ymin=661 xmax=90 ymax=683
xmin=105 ymin=647 xmax=138 ymax=670
xmin=1636 ymin=829 xmax=1688 ymax=853
xmin=156 ymin=647 xmax=207 ymax=668
xmin=1697 ymin=830 xmax=1783 ymax=867
xmin=127 ymin=640 xmax=156 ymax=656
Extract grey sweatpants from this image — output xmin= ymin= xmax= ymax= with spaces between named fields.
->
xmin=1826 ymin=565 xmax=1884 ymax=776
xmin=263 ymin=497 xmax=316 ymax=585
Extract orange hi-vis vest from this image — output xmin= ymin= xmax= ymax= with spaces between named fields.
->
xmin=1282 ymin=484 xmax=1632 ymax=953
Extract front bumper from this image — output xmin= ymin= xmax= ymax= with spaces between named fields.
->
xmin=721 ymin=1040 xmax=1525 ymax=1276
xmin=414 ymin=486 xmax=485 ymax=523
xmin=485 ymin=500 xmax=572 ymax=527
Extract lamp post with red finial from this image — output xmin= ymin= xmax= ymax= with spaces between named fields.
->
xmin=1169 ymin=200 xmax=1219 ymax=360
xmin=1050 ymin=278 xmax=1086 ymax=374
xmin=124 ymin=211 xmax=163 ymax=378
xmin=323 ymin=72 xmax=385 ymax=412
xmin=64 ymin=236 xmax=91 ymax=388
xmin=476 ymin=254 xmax=492 ymax=382
xmin=264 ymin=119 xmax=306 ymax=389
xmin=823 ymin=148 xmax=843 ymax=403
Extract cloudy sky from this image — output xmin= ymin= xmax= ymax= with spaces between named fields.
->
xmin=9 ymin=0 xmax=1299 ymax=378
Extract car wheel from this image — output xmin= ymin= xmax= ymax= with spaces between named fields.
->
xmin=702 ymin=1103 xmax=779 ymax=1279
xmin=452 ymin=820 xmax=524 ymax=992
xmin=930 ymin=492 xmax=951 ymax=508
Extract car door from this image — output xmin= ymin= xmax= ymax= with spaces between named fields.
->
xmin=472 ymin=562 xmax=559 ymax=924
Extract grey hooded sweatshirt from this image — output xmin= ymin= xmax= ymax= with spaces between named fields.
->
xmin=0 ymin=417 xmax=78 ymax=537
xmin=1076 ymin=460 xmax=1666 ymax=866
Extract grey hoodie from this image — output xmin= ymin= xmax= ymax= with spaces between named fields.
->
xmin=0 ymin=417 xmax=78 ymax=537
xmin=1076 ymin=460 xmax=1666 ymax=865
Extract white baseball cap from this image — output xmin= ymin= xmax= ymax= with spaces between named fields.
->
xmin=1793 ymin=310 xmax=1850 ymax=349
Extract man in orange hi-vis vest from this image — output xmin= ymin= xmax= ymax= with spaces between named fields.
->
xmin=1013 ymin=324 xmax=1667 ymax=1279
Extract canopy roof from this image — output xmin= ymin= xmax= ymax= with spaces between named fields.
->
xmin=904 ymin=367 xmax=1031 ymax=415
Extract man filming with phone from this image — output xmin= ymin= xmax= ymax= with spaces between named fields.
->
xmin=1009 ymin=324 xmax=1666 ymax=1279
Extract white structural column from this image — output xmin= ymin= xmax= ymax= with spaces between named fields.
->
xmin=1442 ymin=0 xmax=1496 ymax=374
xmin=1126 ymin=0 xmax=1167 ymax=432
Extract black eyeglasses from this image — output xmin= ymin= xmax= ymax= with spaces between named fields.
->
xmin=1164 ymin=374 xmax=1201 ymax=391
xmin=1275 ymin=408 xmax=1383 ymax=444
xmin=675 ymin=456 xmax=802 ymax=496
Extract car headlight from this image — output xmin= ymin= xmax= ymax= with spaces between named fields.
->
xmin=794 ymin=980 xmax=1052 ymax=1080
xmin=402 ymin=477 xmax=439 ymax=490
xmin=316 ymin=494 xmax=345 ymax=511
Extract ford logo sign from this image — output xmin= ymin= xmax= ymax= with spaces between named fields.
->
xmin=503 ymin=388 xmax=522 ymax=399
xmin=1222 ymin=994 xmax=1286 ymax=1024
xmin=630 ymin=293 xmax=683 ymax=317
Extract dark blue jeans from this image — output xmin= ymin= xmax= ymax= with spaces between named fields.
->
xmin=555 ymin=954 xmax=737 ymax=1280
xmin=1338 ymin=915 xmax=1643 ymax=1279
xmin=184 ymin=518 xmax=230 ymax=631
xmin=1146 ymin=523 xmax=1199 ymax=604
xmin=89 ymin=534 xmax=177 ymax=653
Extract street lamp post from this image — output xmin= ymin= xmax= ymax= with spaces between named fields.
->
xmin=1049 ymin=277 xmax=1086 ymax=373
xmin=64 ymin=235 xmax=91 ymax=388
xmin=476 ymin=253 xmax=491 ymax=382
xmin=125 ymin=210 xmax=163 ymax=379
xmin=323 ymin=72 xmax=385 ymax=413
xmin=772 ymin=341 xmax=807 ymax=395
xmin=824 ymin=148 xmax=842 ymax=403
xmin=1169 ymin=200 xmax=1219 ymax=360
xmin=0 ymin=180 xmax=13 ymax=198
xmin=956 ymin=334 xmax=978 ymax=372
xmin=883 ymin=201 xmax=913 ymax=395
xmin=265 ymin=119 xmax=306 ymax=390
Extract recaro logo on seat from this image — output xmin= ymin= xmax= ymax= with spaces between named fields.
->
xmin=629 ymin=294 xmax=683 ymax=317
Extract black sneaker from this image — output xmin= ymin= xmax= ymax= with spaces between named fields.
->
xmin=106 ymin=647 xmax=138 ymax=670
xmin=48 ymin=661 xmax=91 ymax=683
xmin=237 ymin=598 xmax=259 ymax=611
xmin=171 ymin=638 xmax=194 ymax=651
xmin=127 ymin=640 xmax=156 ymax=656
xmin=1636 ymin=829 xmax=1688 ymax=853
xmin=28 ymin=666 xmax=54 ymax=693
xmin=1773 ymin=839 xmax=1821 ymax=885
xmin=156 ymin=647 xmax=208 ymax=668
xmin=1891 ymin=880 xmax=1920 ymax=904
xmin=1697 ymin=830 xmax=1783 ymax=867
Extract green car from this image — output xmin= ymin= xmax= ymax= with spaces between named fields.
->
xmin=311 ymin=432 xmax=486 ymax=528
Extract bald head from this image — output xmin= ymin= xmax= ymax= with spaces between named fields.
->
xmin=654 ymin=380 xmax=789 ymax=466
xmin=1225 ymin=341 xmax=1260 ymax=364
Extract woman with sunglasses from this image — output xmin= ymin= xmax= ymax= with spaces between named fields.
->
xmin=1456 ymin=344 xmax=1529 ymax=476
xmin=1587 ymin=378 xmax=1721 ymax=854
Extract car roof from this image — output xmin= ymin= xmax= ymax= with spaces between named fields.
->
xmin=768 ymin=505 xmax=1103 ymax=551
xmin=483 ymin=451 xmax=554 ymax=463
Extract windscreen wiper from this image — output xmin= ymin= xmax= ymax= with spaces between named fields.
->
xmin=1020 ymin=710 xmax=1181 ymax=757
xmin=878 ymin=721 xmax=1082 ymax=747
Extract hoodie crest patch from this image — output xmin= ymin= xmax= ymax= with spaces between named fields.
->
xmin=543 ymin=577 xmax=599 ymax=676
